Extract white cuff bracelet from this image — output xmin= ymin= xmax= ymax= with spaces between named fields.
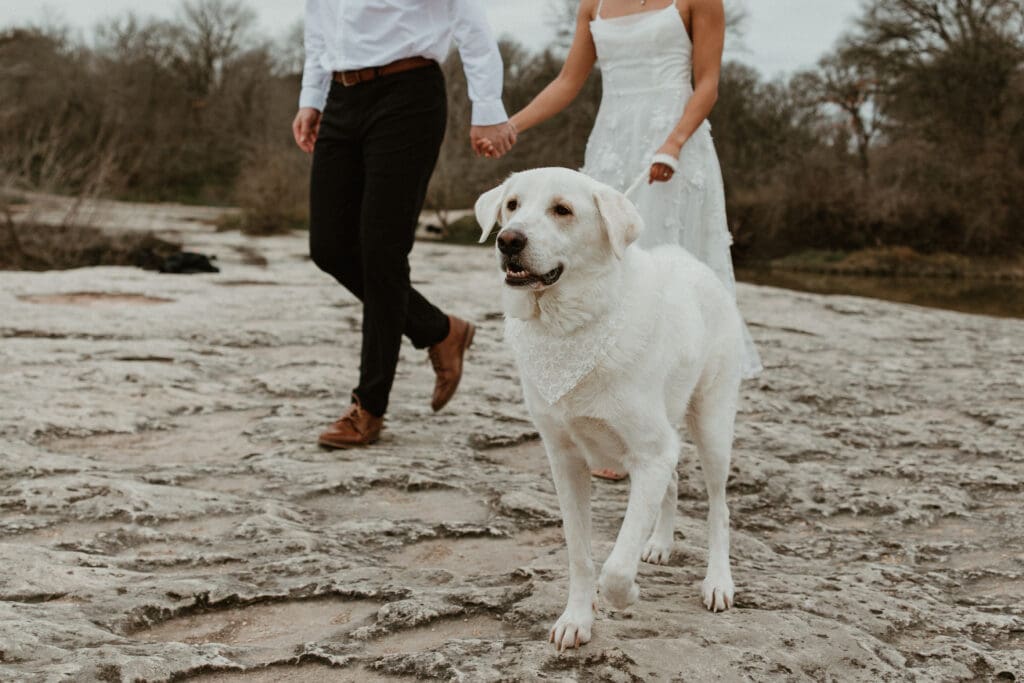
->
xmin=651 ymin=153 xmax=679 ymax=171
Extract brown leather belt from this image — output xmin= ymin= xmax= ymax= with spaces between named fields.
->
xmin=333 ymin=56 xmax=436 ymax=87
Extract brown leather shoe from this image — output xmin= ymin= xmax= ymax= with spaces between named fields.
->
xmin=428 ymin=315 xmax=476 ymax=412
xmin=318 ymin=400 xmax=383 ymax=449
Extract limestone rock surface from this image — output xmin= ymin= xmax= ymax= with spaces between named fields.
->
xmin=0 ymin=201 xmax=1022 ymax=681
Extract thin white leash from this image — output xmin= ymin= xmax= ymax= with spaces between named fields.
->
xmin=623 ymin=153 xmax=679 ymax=199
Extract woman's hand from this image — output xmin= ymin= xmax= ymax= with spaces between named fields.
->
xmin=649 ymin=140 xmax=683 ymax=184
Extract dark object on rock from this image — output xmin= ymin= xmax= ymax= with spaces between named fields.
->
xmin=159 ymin=252 xmax=219 ymax=274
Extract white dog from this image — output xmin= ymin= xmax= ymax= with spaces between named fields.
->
xmin=475 ymin=168 xmax=743 ymax=651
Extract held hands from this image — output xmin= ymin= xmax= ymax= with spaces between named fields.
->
xmin=292 ymin=107 xmax=322 ymax=153
xmin=471 ymin=121 xmax=517 ymax=159
xmin=649 ymin=140 xmax=683 ymax=184
xmin=294 ymin=109 xmax=517 ymax=158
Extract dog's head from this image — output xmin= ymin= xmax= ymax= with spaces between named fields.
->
xmin=475 ymin=168 xmax=643 ymax=292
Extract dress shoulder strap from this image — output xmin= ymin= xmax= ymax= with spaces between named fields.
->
xmin=595 ymin=0 xmax=606 ymax=20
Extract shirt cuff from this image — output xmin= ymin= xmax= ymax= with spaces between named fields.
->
xmin=299 ymin=86 xmax=327 ymax=112
xmin=471 ymin=100 xmax=509 ymax=126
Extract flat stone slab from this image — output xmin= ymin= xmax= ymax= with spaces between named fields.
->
xmin=0 ymin=202 xmax=1022 ymax=681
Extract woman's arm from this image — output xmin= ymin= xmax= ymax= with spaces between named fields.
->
xmin=650 ymin=0 xmax=725 ymax=183
xmin=508 ymin=0 xmax=599 ymax=135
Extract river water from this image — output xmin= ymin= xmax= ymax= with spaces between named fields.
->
xmin=737 ymin=269 xmax=1024 ymax=319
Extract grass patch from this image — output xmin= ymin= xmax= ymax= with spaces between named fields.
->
xmin=771 ymin=249 xmax=850 ymax=268
xmin=438 ymin=214 xmax=488 ymax=246
xmin=214 ymin=213 xmax=245 ymax=233
xmin=216 ymin=210 xmax=307 ymax=236
xmin=770 ymin=247 xmax=1024 ymax=280
xmin=224 ymin=146 xmax=309 ymax=236
xmin=0 ymin=192 xmax=28 ymax=206
xmin=0 ymin=221 xmax=182 ymax=271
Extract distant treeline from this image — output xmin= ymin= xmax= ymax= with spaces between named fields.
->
xmin=1 ymin=0 xmax=1021 ymax=257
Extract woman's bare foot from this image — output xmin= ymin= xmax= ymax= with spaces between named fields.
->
xmin=592 ymin=469 xmax=628 ymax=481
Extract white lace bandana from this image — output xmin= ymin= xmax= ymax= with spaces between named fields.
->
xmin=505 ymin=302 xmax=628 ymax=405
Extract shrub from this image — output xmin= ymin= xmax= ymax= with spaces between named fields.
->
xmin=0 ymin=220 xmax=181 ymax=271
xmin=230 ymin=145 xmax=309 ymax=235
xmin=440 ymin=214 xmax=487 ymax=246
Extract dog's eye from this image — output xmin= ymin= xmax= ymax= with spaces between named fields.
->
xmin=506 ymin=199 xmax=518 ymax=211
xmin=553 ymin=204 xmax=573 ymax=217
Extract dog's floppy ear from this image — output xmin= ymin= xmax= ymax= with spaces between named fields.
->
xmin=593 ymin=187 xmax=644 ymax=259
xmin=474 ymin=179 xmax=510 ymax=243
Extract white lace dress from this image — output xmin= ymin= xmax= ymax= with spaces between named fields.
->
xmin=582 ymin=1 xmax=763 ymax=379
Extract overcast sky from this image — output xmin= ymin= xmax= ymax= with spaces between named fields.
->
xmin=2 ymin=0 xmax=863 ymax=79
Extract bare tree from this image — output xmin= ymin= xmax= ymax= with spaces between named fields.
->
xmin=855 ymin=0 xmax=1023 ymax=62
xmin=549 ymin=0 xmax=749 ymax=52
xmin=548 ymin=0 xmax=579 ymax=53
xmin=723 ymin=0 xmax=750 ymax=47
xmin=849 ymin=0 xmax=1023 ymax=131
xmin=169 ymin=0 xmax=258 ymax=100
xmin=273 ymin=20 xmax=305 ymax=77
xmin=425 ymin=52 xmax=477 ymax=228
xmin=794 ymin=47 xmax=881 ymax=181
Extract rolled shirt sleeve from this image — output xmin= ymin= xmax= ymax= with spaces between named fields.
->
xmin=450 ymin=0 xmax=508 ymax=126
xmin=300 ymin=0 xmax=331 ymax=111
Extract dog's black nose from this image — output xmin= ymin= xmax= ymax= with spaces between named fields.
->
xmin=497 ymin=229 xmax=527 ymax=255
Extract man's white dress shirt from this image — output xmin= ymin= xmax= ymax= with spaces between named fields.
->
xmin=301 ymin=0 xmax=508 ymax=126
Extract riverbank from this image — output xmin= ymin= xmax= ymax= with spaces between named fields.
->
xmin=759 ymin=247 xmax=1024 ymax=281
xmin=737 ymin=247 xmax=1024 ymax=319
xmin=737 ymin=268 xmax=1024 ymax=319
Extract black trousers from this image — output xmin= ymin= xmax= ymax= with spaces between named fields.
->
xmin=310 ymin=64 xmax=450 ymax=417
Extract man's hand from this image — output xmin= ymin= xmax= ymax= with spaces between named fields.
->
xmin=293 ymin=107 xmax=322 ymax=153
xmin=471 ymin=122 xmax=517 ymax=159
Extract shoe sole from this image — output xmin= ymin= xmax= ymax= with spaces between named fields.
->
xmin=432 ymin=322 xmax=475 ymax=413
xmin=317 ymin=434 xmax=380 ymax=450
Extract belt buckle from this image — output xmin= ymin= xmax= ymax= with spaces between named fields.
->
xmin=341 ymin=71 xmax=360 ymax=87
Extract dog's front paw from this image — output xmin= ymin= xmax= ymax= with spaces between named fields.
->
xmin=641 ymin=539 xmax=672 ymax=565
xmin=598 ymin=567 xmax=640 ymax=610
xmin=701 ymin=571 xmax=735 ymax=612
xmin=549 ymin=607 xmax=594 ymax=652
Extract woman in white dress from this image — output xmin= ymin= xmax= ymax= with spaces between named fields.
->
xmin=504 ymin=0 xmax=762 ymax=479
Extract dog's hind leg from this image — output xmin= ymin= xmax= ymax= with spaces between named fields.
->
xmin=641 ymin=469 xmax=678 ymax=565
xmin=542 ymin=426 xmax=596 ymax=651
xmin=686 ymin=376 xmax=739 ymax=612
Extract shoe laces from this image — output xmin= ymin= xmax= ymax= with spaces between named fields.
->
xmin=337 ymin=403 xmax=367 ymax=434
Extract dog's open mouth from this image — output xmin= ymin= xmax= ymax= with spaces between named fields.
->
xmin=504 ymin=260 xmax=564 ymax=288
